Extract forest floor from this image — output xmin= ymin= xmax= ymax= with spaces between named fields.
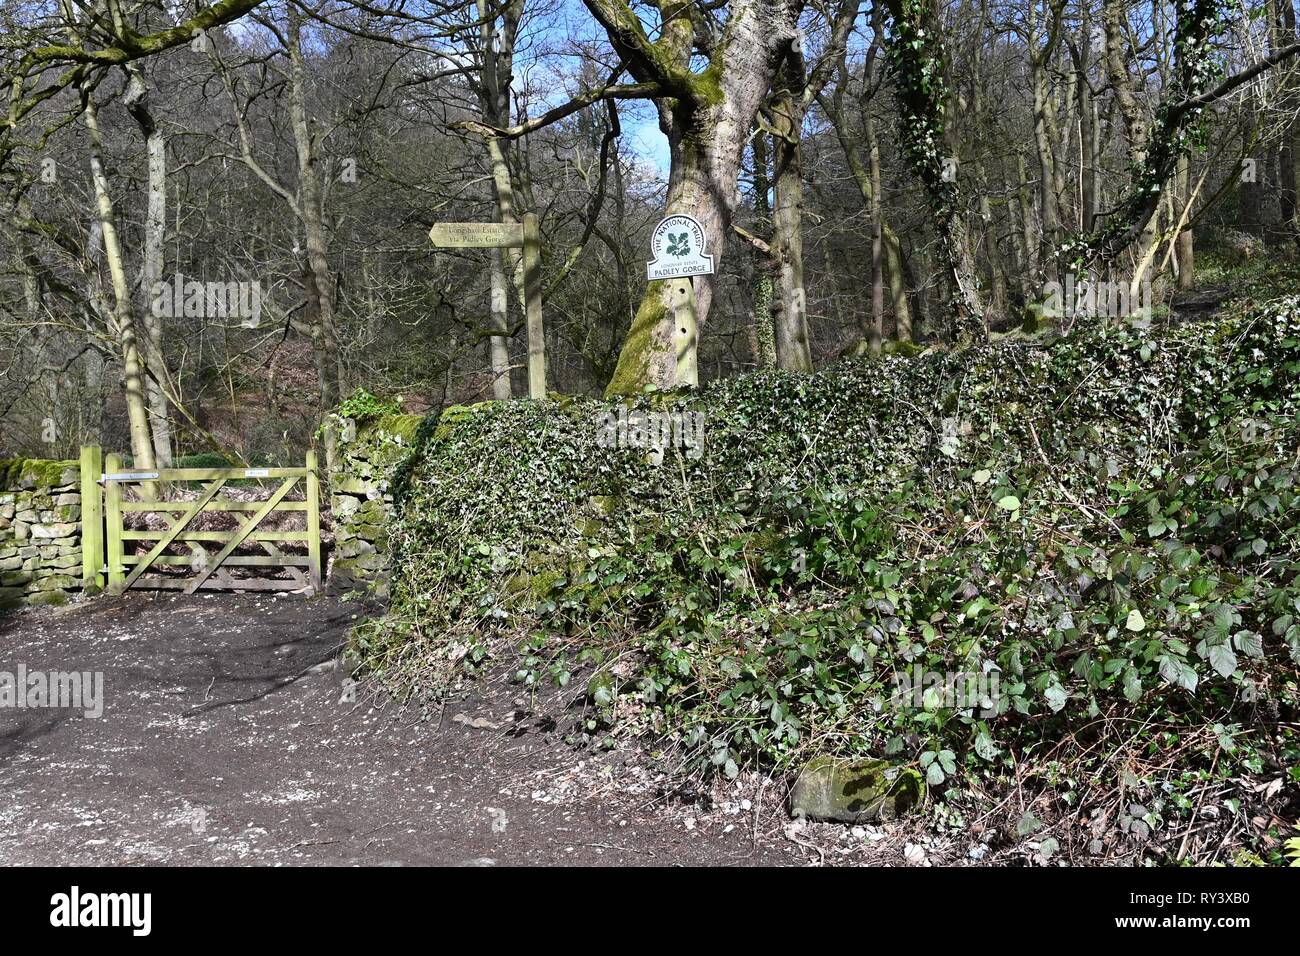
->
xmin=4 ymin=593 xmax=1253 ymax=867
xmin=0 ymin=593 xmax=832 ymax=866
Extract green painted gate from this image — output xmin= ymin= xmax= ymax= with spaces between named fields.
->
xmin=79 ymin=446 xmax=322 ymax=595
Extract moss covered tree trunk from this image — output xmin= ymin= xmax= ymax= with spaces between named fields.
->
xmin=590 ymin=0 xmax=802 ymax=395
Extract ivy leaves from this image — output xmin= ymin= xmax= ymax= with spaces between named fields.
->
xmin=372 ymin=296 xmax=1300 ymax=792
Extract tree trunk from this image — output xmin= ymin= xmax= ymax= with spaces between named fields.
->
xmin=868 ymin=113 xmax=884 ymax=354
xmin=750 ymin=131 xmax=777 ymax=367
xmin=1031 ymin=56 xmax=1061 ymax=278
xmin=596 ymin=0 xmax=800 ymax=395
xmin=1275 ymin=0 xmax=1299 ymax=240
xmin=487 ymin=248 xmax=513 ymax=399
xmin=1015 ymin=151 xmax=1040 ymax=292
xmin=124 ymin=65 xmax=173 ymax=467
xmin=1074 ymin=24 xmax=1098 ymax=234
xmin=1102 ymin=0 xmax=1155 ymax=278
xmin=83 ymin=97 xmax=156 ymax=471
xmin=1174 ymin=154 xmax=1195 ymax=290
xmin=478 ymin=0 xmax=525 ymax=392
xmin=287 ymin=9 xmax=342 ymax=431
xmin=770 ymin=59 xmax=813 ymax=371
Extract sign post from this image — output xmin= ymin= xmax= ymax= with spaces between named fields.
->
xmin=646 ymin=214 xmax=714 ymax=388
xmin=429 ymin=216 xmax=547 ymax=400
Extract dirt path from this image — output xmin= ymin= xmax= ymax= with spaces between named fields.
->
xmin=0 ymin=593 xmax=803 ymax=866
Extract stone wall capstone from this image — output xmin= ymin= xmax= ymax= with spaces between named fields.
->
xmin=0 ymin=458 xmax=83 ymax=609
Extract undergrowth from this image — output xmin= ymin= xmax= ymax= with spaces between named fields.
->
xmin=353 ymin=298 xmax=1300 ymax=861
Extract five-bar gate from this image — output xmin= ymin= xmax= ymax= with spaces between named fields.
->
xmin=81 ymin=448 xmax=322 ymax=595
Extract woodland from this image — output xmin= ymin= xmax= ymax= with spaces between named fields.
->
xmin=2 ymin=0 xmax=1300 ymax=866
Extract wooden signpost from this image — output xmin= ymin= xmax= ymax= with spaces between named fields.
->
xmin=429 ymin=213 xmax=546 ymax=400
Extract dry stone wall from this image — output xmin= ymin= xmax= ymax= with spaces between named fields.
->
xmin=0 ymin=459 xmax=83 ymax=609
xmin=328 ymin=414 xmax=424 ymax=599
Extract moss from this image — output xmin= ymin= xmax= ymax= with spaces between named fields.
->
xmin=353 ymin=500 xmax=387 ymax=525
xmin=882 ymin=339 xmax=924 ymax=358
xmin=789 ymin=757 xmax=925 ymax=823
xmin=505 ymin=569 xmax=564 ymax=602
xmin=1021 ymin=299 xmax=1053 ymax=334
xmin=589 ymin=495 xmax=619 ymax=516
xmin=605 ymin=293 xmax=667 ymax=397
xmin=367 ymin=413 xmax=425 ymax=443
xmin=333 ymin=552 xmax=388 ymax=575
xmin=686 ymin=62 xmax=725 ymax=108
xmin=576 ymin=517 xmax=604 ymax=538
xmin=0 ymin=459 xmax=78 ymax=491
xmin=25 ymin=589 xmax=69 ymax=607
xmin=348 ymin=525 xmax=388 ymax=549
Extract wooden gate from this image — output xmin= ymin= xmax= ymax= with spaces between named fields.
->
xmin=92 ymin=450 xmax=322 ymax=595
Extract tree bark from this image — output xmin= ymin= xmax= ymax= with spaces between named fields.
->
xmin=590 ymin=0 xmax=802 ymax=395
xmin=286 ymin=8 xmax=342 ymax=427
xmin=1174 ymin=154 xmax=1195 ymax=290
xmin=750 ymin=130 xmax=777 ymax=367
xmin=478 ymin=0 xmax=524 ymax=395
xmin=868 ymin=112 xmax=884 ymax=353
xmin=1102 ymin=0 xmax=1158 ymax=275
xmin=1031 ymin=43 xmax=1062 ymax=278
xmin=124 ymin=65 xmax=173 ymax=467
xmin=1275 ymin=0 xmax=1299 ymax=241
xmin=83 ymin=96 xmax=156 ymax=471
xmin=771 ymin=80 xmax=813 ymax=371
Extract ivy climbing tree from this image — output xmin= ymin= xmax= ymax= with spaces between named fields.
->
xmin=880 ymin=0 xmax=985 ymax=343
xmin=1064 ymin=0 xmax=1300 ymax=273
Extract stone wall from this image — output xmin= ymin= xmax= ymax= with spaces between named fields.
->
xmin=0 ymin=458 xmax=83 ymax=609
xmin=329 ymin=414 xmax=424 ymax=598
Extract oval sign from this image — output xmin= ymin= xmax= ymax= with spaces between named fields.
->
xmin=646 ymin=214 xmax=714 ymax=281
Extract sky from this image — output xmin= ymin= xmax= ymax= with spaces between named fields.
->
xmin=520 ymin=0 xmax=673 ymax=174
